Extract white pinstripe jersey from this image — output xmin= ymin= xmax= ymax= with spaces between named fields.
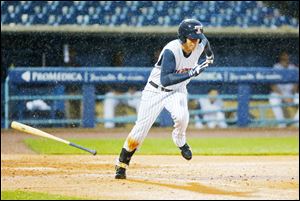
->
xmin=146 ymin=39 xmax=206 ymax=91
xmin=273 ymin=63 xmax=298 ymax=96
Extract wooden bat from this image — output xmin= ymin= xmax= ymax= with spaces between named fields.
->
xmin=11 ymin=121 xmax=97 ymax=155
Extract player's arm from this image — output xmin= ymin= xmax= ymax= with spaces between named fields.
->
xmin=270 ymin=84 xmax=282 ymax=94
xmin=270 ymin=84 xmax=293 ymax=103
xmin=201 ymin=34 xmax=214 ymax=64
xmin=160 ymin=49 xmax=191 ymax=87
xmin=292 ymin=83 xmax=299 ymax=94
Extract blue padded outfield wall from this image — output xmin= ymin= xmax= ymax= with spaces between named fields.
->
xmin=3 ymin=67 xmax=299 ymax=128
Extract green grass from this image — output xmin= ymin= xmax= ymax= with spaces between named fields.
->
xmin=1 ymin=190 xmax=83 ymax=200
xmin=24 ymin=136 xmax=299 ymax=155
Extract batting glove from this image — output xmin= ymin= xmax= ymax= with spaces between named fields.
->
xmin=206 ymin=55 xmax=214 ymax=64
xmin=188 ymin=61 xmax=209 ymax=77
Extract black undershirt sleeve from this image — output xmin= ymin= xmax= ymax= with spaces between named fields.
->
xmin=160 ymin=49 xmax=191 ymax=87
xmin=197 ymin=34 xmax=214 ymax=64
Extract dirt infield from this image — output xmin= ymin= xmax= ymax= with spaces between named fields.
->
xmin=1 ymin=128 xmax=299 ymax=200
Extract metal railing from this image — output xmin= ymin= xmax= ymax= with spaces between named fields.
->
xmin=4 ymin=88 xmax=299 ymax=128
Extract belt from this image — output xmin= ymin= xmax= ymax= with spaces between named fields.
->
xmin=149 ymin=81 xmax=173 ymax=92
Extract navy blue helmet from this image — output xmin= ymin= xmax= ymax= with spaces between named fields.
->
xmin=178 ymin=19 xmax=204 ymax=43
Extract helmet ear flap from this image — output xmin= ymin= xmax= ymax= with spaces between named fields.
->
xmin=178 ymin=34 xmax=186 ymax=43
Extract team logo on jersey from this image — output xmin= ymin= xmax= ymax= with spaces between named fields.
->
xmin=176 ymin=67 xmax=192 ymax=73
xmin=194 ymin=25 xmax=203 ymax=34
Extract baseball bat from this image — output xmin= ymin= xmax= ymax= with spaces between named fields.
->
xmin=11 ymin=121 xmax=97 ymax=155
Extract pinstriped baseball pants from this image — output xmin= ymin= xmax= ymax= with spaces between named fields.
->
xmin=123 ymin=89 xmax=189 ymax=152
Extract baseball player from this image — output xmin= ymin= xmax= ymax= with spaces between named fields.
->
xmin=269 ymin=51 xmax=299 ymax=127
xmin=104 ymin=88 xmax=142 ymax=128
xmin=115 ymin=19 xmax=214 ymax=179
xmin=196 ymin=89 xmax=228 ymax=129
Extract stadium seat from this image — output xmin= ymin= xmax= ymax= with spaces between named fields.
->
xmin=1 ymin=1 xmax=298 ymax=27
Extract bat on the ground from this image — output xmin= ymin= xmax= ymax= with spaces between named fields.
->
xmin=11 ymin=121 xmax=97 ymax=155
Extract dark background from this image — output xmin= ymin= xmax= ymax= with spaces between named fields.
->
xmin=1 ymin=32 xmax=299 ymax=69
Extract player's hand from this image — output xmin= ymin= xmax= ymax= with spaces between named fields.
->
xmin=188 ymin=61 xmax=209 ymax=77
xmin=206 ymin=55 xmax=214 ymax=64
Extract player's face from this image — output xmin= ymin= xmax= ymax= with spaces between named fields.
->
xmin=279 ymin=53 xmax=289 ymax=67
xmin=183 ymin=38 xmax=199 ymax=53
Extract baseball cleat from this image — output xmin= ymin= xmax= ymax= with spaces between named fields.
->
xmin=179 ymin=143 xmax=192 ymax=160
xmin=115 ymin=166 xmax=126 ymax=179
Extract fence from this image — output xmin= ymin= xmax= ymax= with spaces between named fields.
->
xmin=2 ymin=67 xmax=299 ymax=128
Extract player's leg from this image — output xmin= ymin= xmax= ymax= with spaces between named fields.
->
xmin=115 ymin=91 xmax=165 ymax=179
xmin=165 ymin=92 xmax=192 ymax=160
xmin=127 ymin=91 xmax=142 ymax=112
xmin=216 ymin=111 xmax=228 ymax=128
xmin=194 ymin=101 xmax=204 ymax=129
xmin=207 ymin=103 xmax=225 ymax=128
xmin=294 ymin=108 xmax=299 ymax=127
xmin=269 ymin=92 xmax=286 ymax=127
xmin=104 ymin=92 xmax=119 ymax=128
xmin=195 ymin=115 xmax=204 ymax=129
xmin=293 ymin=93 xmax=299 ymax=127
xmin=124 ymin=91 xmax=165 ymax=151
xmin=209 ymin=103 xmax=228 ymax=128
xmin=203 ymin=113 xmax=216 ymax=128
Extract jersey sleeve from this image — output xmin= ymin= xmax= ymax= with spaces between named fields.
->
xmin=160 ymin=49 xmax=191 ymax=87
xmin=203 ymin=35 xmax=214 ymax=57
xmin=197 ymin=35 xmax=214 ymax=65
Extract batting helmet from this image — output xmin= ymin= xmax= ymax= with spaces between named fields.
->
xmin=178 ymin=19 xmax=204 ymax=43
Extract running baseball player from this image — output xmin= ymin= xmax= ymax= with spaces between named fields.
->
xmin=115 ymin=19 xmax=214 ymax=179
